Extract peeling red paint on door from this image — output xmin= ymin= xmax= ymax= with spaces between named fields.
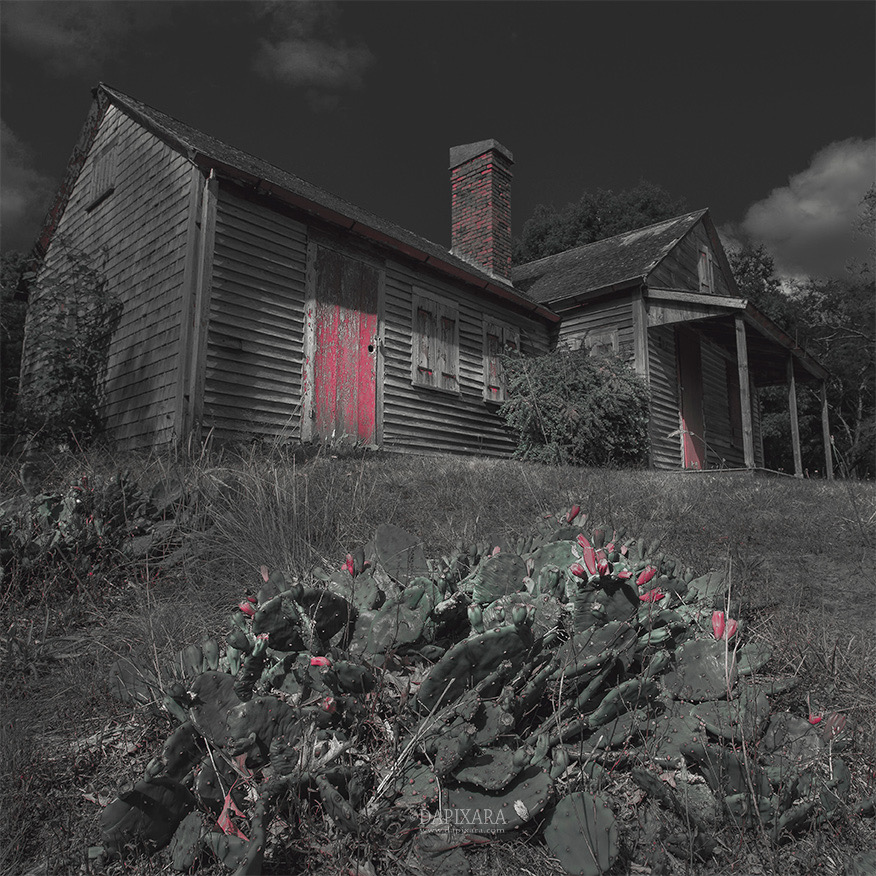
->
xmin=314 ymin=247 xmax=378 ymax=443
xmin=676 ymin=326 xmax=705 ymax=469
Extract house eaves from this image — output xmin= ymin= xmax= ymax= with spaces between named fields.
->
xmin=97 ymin=84 xmax=559 ymax=325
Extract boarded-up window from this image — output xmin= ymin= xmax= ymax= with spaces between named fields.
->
xmin=483 ymin=319 xmax=520 ymax=402
xmin=86 ymin=141 xmax=117 ymax=210
xmin=585 ymin=329 xmax=619 ymax=358
xmin=698 ymin=246 xmax=715 ymax=294
xmin=412 ymin=291 xmax=459 ymax=392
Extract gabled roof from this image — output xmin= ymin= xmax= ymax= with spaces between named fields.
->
xmin=92 ymin=85 xmax=558 ymax=323
xmin=509 ymin=210 xmax=709 ymax=304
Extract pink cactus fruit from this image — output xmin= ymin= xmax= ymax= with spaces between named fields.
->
xmin=310 ymin=656 xmax=332 ymax=667
xmin=566 ymin=504 xmax=581 ymax=524
xmin=636 ymin=566 xmax=656 ymax=587
xmin=259 ymin=565 xmax=269 ymax=583
xmin=491 ymin=545 xmax=501 ymax=557
xmin=724 ymin=618 xmax=738 ymax=640
xmin=569 ymin=562 xmax=587 ymax=579
xmin=617 ymin=569 xmax=633 ymax=580
xmin=712 ymin=611 xmax=726 ymax=640
xmin=322 ymin=696 xmax=337 ymax=713
xmin=639 ymin=589 xmax=665 ymax=603
xmin=238 ymin=601 xmax=256 ymax=617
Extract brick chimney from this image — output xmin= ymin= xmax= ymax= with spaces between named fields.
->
xmin=449 ymin=139 xmax=514 ymax=280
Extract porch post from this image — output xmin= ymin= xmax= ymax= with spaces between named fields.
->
xmin=734 ymin=316 xmax=755 ymax=469
xmin=632 ymin=287 xmax=654 ymax=469
xmin=787 ymin=356 xmax=803 ymax=477
xmin=820 ymin=381 xmax=834 ymax=480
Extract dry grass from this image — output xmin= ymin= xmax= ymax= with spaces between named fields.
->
xmin=1 ymin=444 xmax=874 ymax=876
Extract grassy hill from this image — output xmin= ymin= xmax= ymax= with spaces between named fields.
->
xmin=1 ymin=446 xmax=874 ymax=876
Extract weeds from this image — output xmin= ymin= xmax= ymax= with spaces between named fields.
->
xmin=0 ymin=446 xmax=873 ymax=875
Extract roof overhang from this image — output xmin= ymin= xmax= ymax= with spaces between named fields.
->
xmin=194 ymin=158 xmax=561 ymax=324
xmin=646 ymin=288 xmax=829 ymax=383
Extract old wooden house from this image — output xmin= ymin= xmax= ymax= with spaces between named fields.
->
xmin=19 ymin=84 xmax=832 ymax=475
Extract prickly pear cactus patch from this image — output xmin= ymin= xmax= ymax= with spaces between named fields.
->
xmin=99 ymin=508 xmax=862 ymax=875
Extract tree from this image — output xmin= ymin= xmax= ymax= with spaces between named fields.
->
xmin=727 ymin=190 xmax=875 ymax=479
xmin=1 ymin=250 xmax=31 ymax=451
xmin=513 ymin=180 xmax=688 ymax=264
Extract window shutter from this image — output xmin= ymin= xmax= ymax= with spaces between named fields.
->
xmin=414 ymin=303 xmax=436 ymax=388
xmin=698 ymin=247 xmax=714 ymax=294
xmin=438 ymin=305 xmax=458 ymax=391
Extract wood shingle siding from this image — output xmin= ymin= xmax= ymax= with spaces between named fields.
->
xmin=202 ymin=189 xmax=308 ymax=441
xmin=649 ymin=222 xmax=735 ymax=298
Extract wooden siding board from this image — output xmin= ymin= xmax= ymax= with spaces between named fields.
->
xmin=648 ymin=325 xmax=682 ymax=469
xmin=19 ymin=104 xmax=191 ymax=450
xmin=648 ymin=220 xmax=735 ymax=298
xmin=201 ymin=188 xmax=308 ymax=440
xmin=381 ymin=261 xmax=549 ymax=455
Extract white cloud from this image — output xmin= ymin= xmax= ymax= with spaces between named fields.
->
xmin=742 ymin=138 xmax=876 ymax=279
xmin=1 ymin=121 xmax=56 ymax=251
xmin=252 ymin=1 xmax=374 ymax=105
xmin=1 ymin=1 xmax=164 ymax=75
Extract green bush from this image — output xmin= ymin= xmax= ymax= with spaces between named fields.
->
xmin=499 ymin=348 xmax=650 ymax=466
xmin=16 ymin=243 xmax=121 ymax=448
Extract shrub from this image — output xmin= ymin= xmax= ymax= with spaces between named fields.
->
xmin=499 ymin=348 xmax=650 ymax=466
xmin=16 ymin=243 xmax=121 ymax=448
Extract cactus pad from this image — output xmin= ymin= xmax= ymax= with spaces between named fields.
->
xmin=543 ymin=792 xmax=619 ymax=876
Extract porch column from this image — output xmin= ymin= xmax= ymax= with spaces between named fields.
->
xmin=820 ymin=381 xmax=834 ymax=480
xmin=787 ymin=356 xmax=803 ymax=477
xmin=734 ymin=316 xmax=755 ymax=469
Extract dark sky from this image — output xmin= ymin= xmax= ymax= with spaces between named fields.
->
xmin=2 ymin=1 xmax=874 ymax=279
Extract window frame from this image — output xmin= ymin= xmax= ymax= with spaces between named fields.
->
xmin=482 ymin=317 xmax=520 ymax=403
xmin=584 ymin=328 xmax=619 ymax=358
xmin=411 ymin=289 xmax=460 ymax=394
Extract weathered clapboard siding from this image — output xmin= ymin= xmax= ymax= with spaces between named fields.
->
xmin=19 ymin=104 xmax=191 ymax=447
xmin=381 ymin=260 xmax=550 ymax=456
xmin=647 ymin=325 xmax=682 ymax=469
xmin=201 ymin=189 xmax=308 ymax=441
xmin=649 ymin=221 xmax=734 ymax=297
xmin=700 ymin=335 xmax=745 ymax=468
xmin=555 ymin=293 xmax=635 ymax=359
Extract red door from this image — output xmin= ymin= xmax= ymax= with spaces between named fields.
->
xmin=314 ymin=247 xmax=378 ymax=443
xmin=676 ymin=326 xmax=705 ymax=469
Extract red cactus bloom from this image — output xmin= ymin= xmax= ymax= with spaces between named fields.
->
xmin=569 ymin=562 xmax=588 ymax=579
xmin=617 ymin=569 xmax=633 ymax=580
xmin=566 ymin=504 xmax=581 ymax=524
xmin=724 ymin=619 xmax=738 ymax=640
xmin=712 ymin=611 xmax=726 ymax=640
xmin=636 ymin=566 xmax=657 ymax=587
xmin=491 ymin=545 xmax=501 ymax=557
xmin=597 ymin=558 xmax=611 ymax=577
xmin=576 ymin=534 xmax=592 ymax=551
xmin=809 ymin=713 xmax=823 ymax=725
xmin=605 ymin=542 xmax=616 ymax=554
xmin=322 ymin=696 xmax=337 ymax=713
xmin=341 ymin=554 xmax=355 ymax=576
xmin=310 ymin=656 xmax=332 ymax=667
xmin=620 ymin=544 xmax=629 ymax=557
xmin=246 ymin=594 xmax=257 ymax=603
xmin=238 ymin=601 xmax=256 ymax=617
xmin=639 ymin=589 xmax=665 ymax=603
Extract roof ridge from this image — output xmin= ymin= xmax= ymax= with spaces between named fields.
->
xmin=514 ymin=208 xmax=709 ymax=272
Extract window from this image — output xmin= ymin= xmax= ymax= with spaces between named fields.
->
xmin=585 ymin=329 xmax=619 ymax=358
xmin=483 ymin=318 xmax=520 ymax=402
xmin=412 ymin=291 xmax=459 ymax=392
xmin=86 ymin=141 xmax=117 ymax=211
xmin=698 ymin=246 xmax=715 ymax=294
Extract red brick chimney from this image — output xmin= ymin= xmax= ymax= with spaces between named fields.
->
xmin=449 ymin=139 xmax=514 ymax=280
